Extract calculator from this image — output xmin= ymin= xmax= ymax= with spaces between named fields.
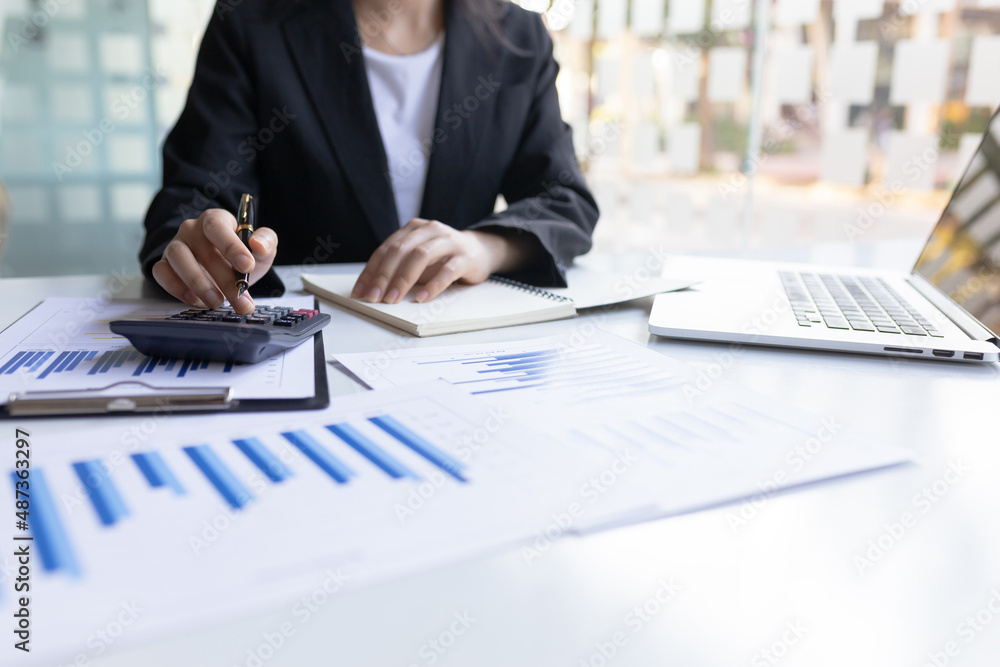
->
xmin=109 ymin=304 xmax=331 ymax=364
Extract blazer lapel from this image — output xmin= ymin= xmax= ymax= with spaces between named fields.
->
xmin=420 ymin=3 xmax=506 ymax=225
xmin=281 ymin=0 xmax=400 ymax=242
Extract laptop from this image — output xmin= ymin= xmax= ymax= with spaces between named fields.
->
xmin=648 ymin=110 xmax=1000 ymax=364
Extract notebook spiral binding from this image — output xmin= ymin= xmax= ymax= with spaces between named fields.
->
xmin=487 ymin=276 xmax=573 ymax=303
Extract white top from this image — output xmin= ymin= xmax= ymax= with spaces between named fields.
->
xmin=363 ymin=35 xmax=445 ymax=227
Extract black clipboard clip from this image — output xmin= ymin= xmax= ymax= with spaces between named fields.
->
xmin=4 ymin=380 xmax=235 ymax=417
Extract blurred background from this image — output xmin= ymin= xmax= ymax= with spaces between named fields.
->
xmin=1 ymin=0 xmax=999 ymax=276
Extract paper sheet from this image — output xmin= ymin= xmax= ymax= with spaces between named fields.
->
xmin=667 ymin=0 xmax=704 ymax=34
xmin=884 ymin=132 xmax=938 ymax=191
xmin=630 ymin=0 xmax=664 ymax=38
xmin=833 ymin=0 xmax=885 ymax=20
xmin=966 ymin=35 xmax=1000 ymax=107
xmin=0 ymin=297 xmax=317 ymax=400
xmin=821 ymin=128 xmax=870 ymax=188
xmin=707 ymin=47 xmax=747 ymax=103
xmin=333 ymin=330 xmax=912 ymax=533
xmin=596 ymin=0 xmax=627 ymax=39
xmin=772 ymin=45 xmax=814 ymax=104
xmin=829 ymin=41 xmax=879 ymax=105
xmin=0 ymin=382 xmax=610 ymax=664
xmin=668 ymin=122 xmax=702 ymax=174
xmin=712 ymin=0 xmax=752 ymax=31
xmin=890 ymin=40 xmax=949 ymax=105
xmin=775 ymin=0 xmax=820 ymax=25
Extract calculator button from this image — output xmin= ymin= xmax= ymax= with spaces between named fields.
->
xmin=273 ymin=319 xmax=295 ymax=327
xmin=245 ymin=316 xmax=271 ymax=324
xmin=221 ymin=314 xmax=245 ymax=323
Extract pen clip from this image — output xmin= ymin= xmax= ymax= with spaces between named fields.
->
xmin=237 ymin=193 xmax=254 ymax=233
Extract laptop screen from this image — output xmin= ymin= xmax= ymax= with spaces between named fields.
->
xmin=913 ymin=111 xmax=1000 ymax=336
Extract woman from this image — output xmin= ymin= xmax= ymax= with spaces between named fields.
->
xmin=140 ymin=0 xmax=598 ymax=315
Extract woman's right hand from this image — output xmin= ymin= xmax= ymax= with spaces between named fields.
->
xmin=151 ymin=208 xmax=278 ymax=315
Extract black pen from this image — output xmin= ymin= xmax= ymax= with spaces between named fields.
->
xmin=235 ymin=193 xmax=254 ymax=297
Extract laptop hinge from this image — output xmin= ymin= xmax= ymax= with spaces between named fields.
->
xmin=908 ymin=273 xmax=1000 ymax=345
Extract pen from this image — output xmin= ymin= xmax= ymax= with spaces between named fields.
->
xmin=235 ymin=193 xmax=254 ymax=298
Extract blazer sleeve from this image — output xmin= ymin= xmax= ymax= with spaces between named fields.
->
xmin=138 ymin=8 xmax=285 ymax=296
xmin=468 ymin=14 xmax=599 ymax=288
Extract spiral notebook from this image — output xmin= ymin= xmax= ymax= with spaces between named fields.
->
xmin=301 ymin=269 xmax=693 ymax=336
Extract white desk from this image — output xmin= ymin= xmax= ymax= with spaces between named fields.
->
xmin=6 ymin=240 xmax=1000 ymax=667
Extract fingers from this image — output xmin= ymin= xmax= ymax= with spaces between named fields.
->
xmin=162 ymin=238 xmax=224 ymax=307
xmin=202 ymin=209 xmax=253 ymax=273
xmin=352 ymin=219 xmax=433 ymax=300
xmin=247 ymin=227 xmax=278 ymax=284
xmin=192 ymin=242 xmax=256 ymax=315
xmin=157 ymin=210 xmax=261 ymax=315
xmin=151 ymin=259 xmax=205 ymax=307
xmin=414 ymin=256 xmax=467 ymax=303
xmin=384 ymin=237 xmax=453 ymax=303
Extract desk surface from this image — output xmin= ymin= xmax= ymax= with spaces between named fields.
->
xmin=6 ymin=239 xmax=1000 ymax=667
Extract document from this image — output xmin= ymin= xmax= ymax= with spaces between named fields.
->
xmin=0 ymin=382 xmax=611 ymax=664
xmin=333 ymin=330 xmax=913 ymax=531
xmin=0 ymin=297 xmax=316 ymax=400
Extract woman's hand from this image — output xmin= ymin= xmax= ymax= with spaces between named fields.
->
xmin=351 ymin=219 xmax=533 ymax=304
xmin=151 ymin=208 xmax=278 ymax=315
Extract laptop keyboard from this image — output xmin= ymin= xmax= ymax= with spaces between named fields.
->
xmin=779 ymin=271 xmax=943 ymax=337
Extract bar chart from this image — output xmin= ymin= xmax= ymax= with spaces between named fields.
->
xmin=19 ymin=405 xmax=470 ymax=576
xmin=0 ymin=382 xmax=595 ymax=663
xmin=0 ymin=297 xmax=316 ymax=399
xmin=337 ymin=334 xmax=689 ymax=405
xmin=0 ymin=347 xmax=243 ymax=380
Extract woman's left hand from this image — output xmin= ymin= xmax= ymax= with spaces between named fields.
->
xmin=351 ymin=219 xmax=527 ymax=304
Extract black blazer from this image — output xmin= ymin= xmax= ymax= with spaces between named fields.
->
xmin=140 ymin=0 xmax=599 ymax=296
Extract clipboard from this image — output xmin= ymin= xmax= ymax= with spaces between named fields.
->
xmin=0 ymin=300 xmax=330 ymax=419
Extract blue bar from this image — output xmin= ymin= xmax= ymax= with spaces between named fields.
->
xmin=471 ymin=384 xmax=544 ymax=395
xmin=370 ymin=416 xmax=467 ymax=482
xmin=477 ymin=360 xmax=554 ymax=373
xmin=281 ymin=431 xmax=354 ymax=484
xmin=54 ymin=351 xmax=81 ymax=373
xmin=113 ymin=352 xmax=129 ymax=368
xmin=177 ymin=359 xmax=191 ymax=377
xmin=132 ymin=356 xmax=151 ymax=376
xmin=72 ymin=460 xmax=130 ymax=526
xmin=165 ymin=359 xmax=176 ymax=371
xmin=200 ymin=360 xmax=209 ymax=369
xmin=97 ymin=350 xmax=122 ymax=373
xmin=88 ymin=351 xmax=113 ymax=375
xmin=327 ymin=423 xmax=418 ymax=480
xmin=143 ymin=356 xmax=158 ymax=373
xmin=233 ymin=438 xmax=293 ymax=483
xmin=0 ymin=351 xmax=27 ymax=374
xmin=38 ymin=351 xmax=70 ymax=379
xmin=132 ymin=451 xmax=185 ymax=495
xmin=184 ymin=445 xmax=252 ymax=509
xmin=28 ymin=351 xmax=54 ymax=371
xmin=126 ymin=350 xmax=139 ymax=361
xmin=67 ymin=351 xmax=91 ymax=371
xmin=484 ymin=353 xmax=560 ymax=367
xmin=10 ymin=470 xmax=80 ymax=576
xmin=7 ymin=351 xmax=42 ymax=375
xmin=223 ymin=361 xmax=234 ymax=373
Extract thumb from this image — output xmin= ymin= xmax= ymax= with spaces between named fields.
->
xmin=249 ymin=227 xmax=278 ymax=259
xmin=248 ymin=227 xmax=278 ymax=283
